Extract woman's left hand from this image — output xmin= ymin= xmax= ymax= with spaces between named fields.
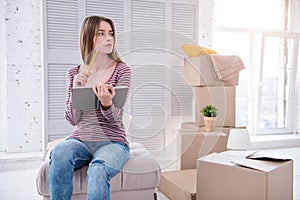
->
xmin=93 ymin=84 xmax=115 ymax=109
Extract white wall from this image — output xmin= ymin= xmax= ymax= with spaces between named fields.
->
xmin=198 ymin=0 xmax=213 ymax=46
xmin=1 ymin=0 xmax=42 ymax=152
xmin=292 ymin=0 xmax=300 ymax=133
xmin=0 ymin=0 xmax=7 ymax=152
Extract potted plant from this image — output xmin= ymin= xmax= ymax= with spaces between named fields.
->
xmin=201 ymin=104 xmax=218 ymax=131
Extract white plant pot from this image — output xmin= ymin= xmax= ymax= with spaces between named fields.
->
xmin=204 ymin=116 xmax=217 ymax=131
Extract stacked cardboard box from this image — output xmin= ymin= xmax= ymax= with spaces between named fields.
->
xmin=159 ymin=56 xmax=293 ymax=200
xmin=158 ymin=169 xmax=197 ymax=200
xmin=177 ymin=55 xmax=241 ymax=170
xmin=158 ymin=56 xmax=241 ymax=200
xmin=184 ymin=55 xmax=239 ymax=128
xmin=178 ymin=126 xmax=228 ymax=170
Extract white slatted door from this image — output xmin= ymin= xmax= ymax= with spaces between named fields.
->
xmin=127 ymin=0 xmax=198 ymax=152
xmin=171 ymin=2 xmax=198 ymax=118
xmin=86 ymin=0 xmax=125 ymax=54
xmin=44 ymin=0 xmax=199 ymax=152
xmin=44 ymin=0 xmax=81 ymax=142
xmin=44 ymin=0 xmax=126 ymax=142
xmin=128 ymin=0 xmax=167 ymax=151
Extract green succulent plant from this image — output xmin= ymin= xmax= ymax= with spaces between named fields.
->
xmin=201 ymin=104 xmax=218 ymax=117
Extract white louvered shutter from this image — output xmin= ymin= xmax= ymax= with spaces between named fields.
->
xmin=44 ymin=0 xmax=125 ymax=142
xmin=44 ymin=0 xmax=199 ymax=152
xmin=127 ymin=0 xmax=198 ymax=152
xmin=86 ymin=0 xmax=125 ymax=54
xmin=44 ymin=0 xmax=80 ymax=142
xmin=128 ymin=0 xmax=167 ymax=151
xmin=171 ymin=2 xmax=197 ymax=117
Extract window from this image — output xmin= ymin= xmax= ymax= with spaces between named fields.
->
xmin=213 ymin=0 xmax=299 ymax=134
xmin=257 ymin=32 xmax=298 ymax=133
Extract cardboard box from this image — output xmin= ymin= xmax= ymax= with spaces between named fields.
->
xmin=158 ymin=169 xmax=197 ymax=200
xmin=179 ymin=127 xmax=228 ymax=170
xmin=194 ymin=86 xmax=236 ymax=127
xmin=197 ymin=151 xmax=293 ymax=200
xmin=184 ymin=56 xmax=239 ymax=86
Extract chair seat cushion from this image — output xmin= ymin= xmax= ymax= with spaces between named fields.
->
xmin=36 ymin=142 xmax=161 ymax=196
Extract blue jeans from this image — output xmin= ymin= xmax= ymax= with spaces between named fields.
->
xmin=49 ymin=139 xmax=130 ymax=200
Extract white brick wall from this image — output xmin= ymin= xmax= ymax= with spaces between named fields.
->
xmin=0 ymin=0 xmax=7 ymax=152
xmin=2 ymin=0 xmax=42 ymax=152
xmin=198 ymin=0 xmax=213 ymax=46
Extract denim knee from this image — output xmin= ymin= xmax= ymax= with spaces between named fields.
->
xmin=88 ymin=160 xmax=118 ymax=178
xmin=88 ymin=160 xmax=107 ymax=174
xmin=50 ymin=145 xmax=71 ymax=164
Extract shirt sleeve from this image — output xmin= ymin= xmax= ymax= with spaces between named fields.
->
xmin=65 ymin=67 xmax=82 ymax=126
xmin=100 ymin=63 xmax=131 ymax=123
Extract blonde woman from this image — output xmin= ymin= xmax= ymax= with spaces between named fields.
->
xmin=49 ymin=16 xmax=130 ymax=200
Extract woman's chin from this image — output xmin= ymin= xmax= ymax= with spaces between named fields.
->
xmin=101 ymin=48 xmax=113 ymax=54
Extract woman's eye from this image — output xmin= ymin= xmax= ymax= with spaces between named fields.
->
xmin=97 ymin=32 xmax=104 ymax=36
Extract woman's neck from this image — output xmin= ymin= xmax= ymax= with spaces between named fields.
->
xmin=93 ymin=53 xmax=114 ymax=71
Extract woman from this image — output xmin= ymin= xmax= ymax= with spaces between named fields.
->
xmin=49 ymin=16 xmax=131 ymax=200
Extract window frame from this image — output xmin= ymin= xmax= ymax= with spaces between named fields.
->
xmin=213 ymin=27 xmax=299 ymax=135
xmin=255 ymin=31 xmax=299 ymax=134
xmin=213 ymin=0 xmax=300 ymax=135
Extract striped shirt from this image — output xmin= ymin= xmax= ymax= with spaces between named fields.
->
xmin=65 ymin=62 xmax=131 ymax=146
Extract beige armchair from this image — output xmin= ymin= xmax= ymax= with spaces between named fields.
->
xmin=36 ymin=113 xmax=161 ymax=200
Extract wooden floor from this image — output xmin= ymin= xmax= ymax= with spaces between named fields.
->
xmin=0 ymin=147 xmax=299 ymax=200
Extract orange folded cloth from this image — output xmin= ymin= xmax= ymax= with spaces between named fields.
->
xmin=208 ymin=55 xmax=245 ymax=81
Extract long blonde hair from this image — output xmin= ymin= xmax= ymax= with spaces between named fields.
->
xmin=80 ymin=16 xmax=123 ymax=64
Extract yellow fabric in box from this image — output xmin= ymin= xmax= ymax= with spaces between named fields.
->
xmin=181 ymin=44 xmax=217 ymax=57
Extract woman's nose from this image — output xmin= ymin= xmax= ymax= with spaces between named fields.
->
xmin=106 ymin=34 xmax=112 ymax=40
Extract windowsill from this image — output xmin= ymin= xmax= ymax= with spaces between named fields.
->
xmin=0 ymin=151 xmax=44 ymax=171
xmin=0 ymin=151 xmax=44 ymax=163
xmin=250 ymin=133 xmax=300 ymax=149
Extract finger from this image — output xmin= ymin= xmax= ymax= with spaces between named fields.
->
xmin=104 ymin=84 xmax=112 ymax=95
xmin=98 ymin=84 xmax=104 ymax=95
xmin=81 ymin=72 xmax=89 ymax=78
xmin=107 ymin=85 xmax=115 ymax=96
xmin=79 ymin=77 xmax=86 ymax=86
xmin=92 ymin=84 xmax=98 ymax=95
xmin=75 ymin=78 xmax=83 ymax=87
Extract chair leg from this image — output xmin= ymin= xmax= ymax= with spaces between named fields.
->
xmin=154 ymin=192 xmax=157 ymax=200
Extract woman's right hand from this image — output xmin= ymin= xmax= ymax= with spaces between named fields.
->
xmin=73 ymin=72 xmax=89 ymax=87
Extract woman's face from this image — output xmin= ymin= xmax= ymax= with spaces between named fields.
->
xmin=93 ymin=21 xmax=114 ymax=54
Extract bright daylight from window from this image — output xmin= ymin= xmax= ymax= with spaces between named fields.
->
xmin=213 ymin=0 xmax=298 ymax=134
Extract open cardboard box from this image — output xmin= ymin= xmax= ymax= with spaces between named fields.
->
xmin=184 ymin=56 xmax=239 ymax=86
xmin=197 ymin=151 xmax=293 ymax=200
xmin=159 ymin=169 xmax=197 ymax=200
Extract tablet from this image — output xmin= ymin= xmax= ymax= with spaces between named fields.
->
xmin=72 ymin=85 xmax=129 ymax=109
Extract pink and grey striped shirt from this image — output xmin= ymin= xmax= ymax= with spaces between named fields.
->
xmin=65 ymin=62 xmax=131 ymax=147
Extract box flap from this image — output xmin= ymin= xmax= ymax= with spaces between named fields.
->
xmin=200 ymin=150 xmax=292 ymax=171
xmin=231 ymin=158 xmax=283 ymax=172
xmin=161 ymin=169 xmax=197 ymax=194
xmin=219 ymin=150 xmax=257 ymax=158
xmin=247 ymin=152 xmax=292 ymax=161
xmin=200 ymin=153 xmax=236 ymax=166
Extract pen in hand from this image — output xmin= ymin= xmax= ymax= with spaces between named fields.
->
xmin=87 ymin=48 xmax=99 ymax=76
